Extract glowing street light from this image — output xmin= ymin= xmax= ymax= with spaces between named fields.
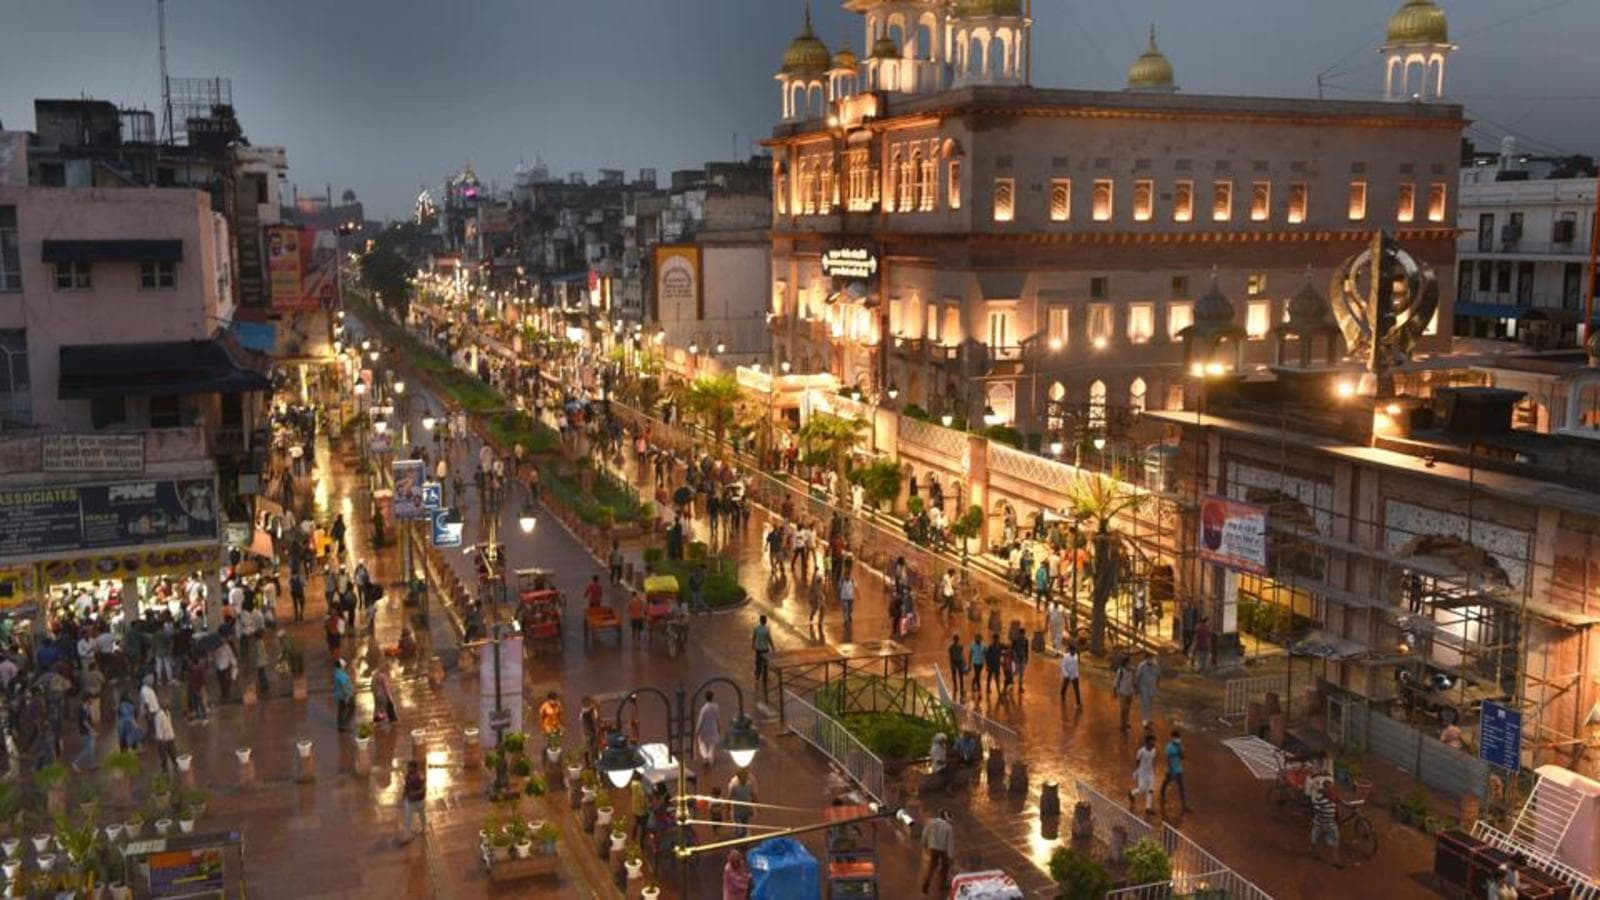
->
xmin=982 ymin=405 xmax=1003 ymax=427
xmin=518 ymin=506 xmax=537 ymax=534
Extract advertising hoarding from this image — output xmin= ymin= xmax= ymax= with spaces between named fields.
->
xmin=654 ymin=245 xmax=701 ymax=320
xmin=392 ymin=460 xmax=425 ymax=520
xmin=1197 ymin=495 xmax=1267 ymax=574
xmin=0 ymin=479 xmax=219 ymax=560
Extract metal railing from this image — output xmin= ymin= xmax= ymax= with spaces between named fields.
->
xmin=1074 ymin=779 xmax=1153 ymax=847
xmin=1473 ymin=820 xmax=1600 ymax=900
xmin=1222 ymin=673 xmax=1288 ymax=721
xmin=932 ymin=664 xmax=1021 ymax=756
xmin=781 ymin=688 xmax=885 ymax=803
xmin=1103 ymin=824 xmax=1275 ymax=899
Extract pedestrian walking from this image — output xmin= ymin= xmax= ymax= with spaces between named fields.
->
xmin=1112 ymin=655 xmax=1136 ymax=731
xmin=332 ymin=660 xmax=355 ymax=733
xmin=968 ymin=634 xmax=986 ymax=697
xmin=372 ymin=666 xmax=398 ymax=725
xmin=1160 ymin=729 xmax=1192 ymax=813
xmin=751 ymin=616 xmax=773 ymax=694
xmin=838 ymin=572 xmax=855 ymax=627
xmin=400 ymin=760 xmax=428 ymax=843
xmin=331 ymin=514 xmax=347 ymax=558
xmin=1046 ymin=602 xmax=1066 ymax=653
xmin=947 ymin=634 xmax=967 ymax=703
xmin=1010 ymin=627 xmax=1030 ymax=695
xmin=920 ymin=808 xmax=955 ymax=895
xmin=1129 ymin=732 xmax=1158 ymax=816
xmin=608 ymin=541 xmax=624 ymax=584
xmin=1058 ymin=643 xmax=1082 ymax=710
xmin=695 ymin=691 xmax=723 ymax=771
xmin=1135 ymin=652 xmax=1161 ymax=729
xmin=806 ymin=576 xmax=826 ymax=631
xmin=116 ymin=692 xmax=143 ymax=751
xmin=71 ymin=696 xmax=96 ymax=772
xmin=213 ymin=640 xmax=237 ymax=703
xmin=152 ymin=706 xmax=178 ymax=773
xmin=727 ymin=769 xmax=755 ymax=838
xmin=538 ymin=692 xmax=564 ymax=742
xmin=185 ymin=654 xmax=209 ymax=724
xmin=289 ymin=571 xmax=306 ymax=623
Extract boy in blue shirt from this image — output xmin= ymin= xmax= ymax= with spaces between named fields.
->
xmin=1160 ymin=728 xmax=1192 ymax=813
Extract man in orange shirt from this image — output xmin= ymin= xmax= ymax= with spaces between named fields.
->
xmin=537 ymin=691 xmax=564 ymax=740
xmin=627 ymin=591 xmax=645 ymax=644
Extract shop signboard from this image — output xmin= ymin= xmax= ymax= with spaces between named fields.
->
xmin=1197 ymin=495 xmax=1267 ymax=575
xmin=41 ymin=433 xmax=146 ymax=474
xmin=0 ymin=479 xmax=219 ymax=560
xmin=820 ymin=245 xmax=880 ymax=281
xmin=392 ymin=460 xmax=426 ymax=520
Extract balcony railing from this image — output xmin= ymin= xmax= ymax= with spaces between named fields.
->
xmin=1459 ymin=238 xmax=1590 ymax=257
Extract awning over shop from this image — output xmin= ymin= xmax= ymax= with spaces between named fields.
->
xmin=41 ymin=240 xmax=182 ymax=264
xmin=59 ymin=337 xmax=272 ymax=399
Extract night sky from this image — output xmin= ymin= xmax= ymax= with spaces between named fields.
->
xmin=2 ymin=0 xmax=1594 ymax=220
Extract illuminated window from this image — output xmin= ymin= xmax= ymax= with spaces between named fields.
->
xmin=1348 ymin=181 xmax=1367 ymax=221
xmin=845 ymin=149 xmax=872 ymax=211
xmin=1246 ymin=301 xmax=1270 ymax=340
xmin=1246 ymin=273 xmax=1267 ymax=297
xmin=1287 ymin=182 xmax=1307 ymax=224
xmin=1088 ymin=380 xmax=1106 ymax=427
xmin=819 ymin=163 xmax=835 ymax=213
xmin=1129 ymin=377 xmax=1147 ymax=413
xmin=1427 ymin=182 xmax=1447 ymax=223
xmin=1127 ymin=303 xmax=1154 ymax=344
xmin=888 ymin=299 xmax=903 ymax=334
xmin=1250 ymin=181 xmax=1270 ymax=222
xmin=926 ymin=303 xmax=940 ymax=341
xmin=993 ymin=177 xmax=1014 ymax=223
xmin=908 ymin=149 xmax=923 ymax=212
xmin=1092 ymin=179 xmax=1113 ymax=222
xmin=1049 ymin=178 xmax=1071 ymax=222
xmin=1167 ymin=302 xmax=1193 ymax=340
xmin=1088 ymin=304 xmax=1113 ymax=345
xmin=1396 ymin=182 xmax=1415 ymax=223
xmin=1046 ymin=306 xmax=1069 ymax=348
xmin=942 ymin=305 xmax=961 ymax=343
xmin=898 ymin=149 xmax=916 ymax=212
xmin=1173 ymin=180 xmax=1194 ymax=223
xmin=948 ymin=160 xmax=962 ymax=209
xmin=776 ymin=173 xmax=788 ymax=215
xmin=1133 ymin=179 xmax=1154 ymax=222
xmin=1212 ymin=180 xmax=1233 ymax=222
xmin=919 ymin=151 xmax=937 ymax=211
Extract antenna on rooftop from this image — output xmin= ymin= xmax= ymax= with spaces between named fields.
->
xmin=158 ymin=0 xmax=174 ymax=144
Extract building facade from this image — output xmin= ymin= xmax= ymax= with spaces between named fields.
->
xmin=768 ymin=0 xmax=1462 ymax=434
xmin=1452 ymin=139 xmax=1599 ymax=347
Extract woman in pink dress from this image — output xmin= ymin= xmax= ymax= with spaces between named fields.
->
xmin=722 ymin=849 xmax=751 ymax=900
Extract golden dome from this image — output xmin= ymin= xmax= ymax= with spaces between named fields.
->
xmin=832 ymin=45 xmax=858 ymax=71
xmin=954 ymin=0 xmax=1023 ymax=17
xmin=870 ymin=36 xmax=899 ymax=60
xmin=1386 ymin=0 xmax=1449 ymax=44
xmin=1126 ymin=25 xmax=1175 ymax=91
xmin=782 ymin=9 xmax=831 ymax=74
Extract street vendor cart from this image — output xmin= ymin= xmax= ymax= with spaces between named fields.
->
xmin=515 ymin=568 xmax=563 ymax=655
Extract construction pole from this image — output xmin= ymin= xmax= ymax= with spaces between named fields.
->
xmin=157 ymin=0 xmax=173 ymax=145
xmin=1584 ymin=170 xmax=1600 ymax=345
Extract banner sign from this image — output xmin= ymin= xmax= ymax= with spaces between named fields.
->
xmin=1197 ymin=495 xmax=1267 ymax=574
xmin=266 ymin=226 xmax=304 ymax=312
xmin=392 ymin=460 xmax=426 ymax=520
xmin=41 ymin=433 xmax=146 ymax=474
xmin=820 ymin=245 xmax=879 ymax=281
xmin=39 ymin=545 xmax=222 ymax=588
xmin=431 ymin=509 xmax=462 ymax=548
xmin=0 ymin=479 xmax=220 ymax=560
xmin=266 ymin=226 xmax=337 ymax=312
xmin=654 ymin=245 xmax=701 ymax=320
xmin=1479 ymin=701 xmax=1523 ymax=771
xmin=368 ymin=432 xmax=393 ymax=456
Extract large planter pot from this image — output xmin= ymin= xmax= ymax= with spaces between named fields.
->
xmin=297 ymin=739 xmax=314 ymax=759
xmin=28 ymin=835 xmax=49 ymax=855
xmin=514 ymin=840 xmax=532 ymax=860
xmin=154 ymin=819 xmax=173 ymax=837
xmin=234 ymin=748 xmax=252 ymax=765
xmin=596 ymin=806 xmax=614 ymax=828
xmin=1 ymin=838 xmax=19 ymax=859
xmin=178 ymin=819 xmax=194 ymax=835
xmin=35 ymin=853 xmax=55 ymax=873
xmin=624 ymin=858 xmax=644 ymax=880
xmin=175 ymin=754 xmax=193 ymax=773
xmin=609 ymin=830 xmax=627 ymax=853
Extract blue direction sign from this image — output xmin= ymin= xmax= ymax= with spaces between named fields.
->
xmin=421 ymin=481 xmax=442 ymax=512
xmin=431 ymin=509 xmax=463 ymax=548
xmin=1478 ymin=701 xmax=1522 ymax=771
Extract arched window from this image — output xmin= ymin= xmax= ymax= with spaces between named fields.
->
xmin=1130 ymin=377 xmax=1147 ymax=413
xmin=1089 ymin=380 xmax=1107 ymax=428
xmin=1046 ymin=381 xmax=1066 ymax=429
xmin=909 ymin=148 xmax=923 ymax=211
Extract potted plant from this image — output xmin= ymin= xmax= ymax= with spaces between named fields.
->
xmin=154 ymin=817 xmax=173 ymax=837
xmin=641 ymin=881 xmax=661 ymax=900
xmin=0 ymin=858 xmax=17 ymax=882
xmin=500 ymin=732 xmax=527 ymax=756
xmin=489 ymin=826 xmax=512 ymax=862
xmin=355 ymin=723 xmax=375 ymax=745
xmin=623 ymin=843 xmax=644 ymax=879
xmin=510 ymin=756 xmax=532 ymax=779
xmin=72 ymin=781 xmax=100 ymax=821
xmin=182 ymin=788 xmax=209 ymax=819
xmin=2 ymin=836 xmax=20 ymax=859
xmin=1048 ymin=846 xmax=1111 ymax=900
xmin=562 ymin=752 xmax=582 ymax=786
xmin=507 ymin=820 xmax=532 ymax=859
xmin=36 ymin=762 xmax=69 ymax=815
xmin=29 ymin=832 xmax=51 ymax=854
xmin=535 ymin=822 xmax=559 ymax=855
xmin=123 ymin=811 xmax=144 ymax=839
xmin=543 ymin=731 xmax=563 ymax=765
xmin=175 ymin=753 xmax=193 ymax=774
xmin=234 ymin=747 xmax=252 ymax=766
xmin=596 ymin=791 xmax=615 ymax=828
xmin=1124 ymin=837 xmax=1172 ymax=886
xmin=523 ymin=777 xmax=546 ymax=798
xmin=178 ymin=808 xmax=195 ymax=835
xmin=609 ymin=825 xmax=628 ymax=853
xmin=484 ymin=750 xmax=502 ymax=774
xmin=148 ymin=773 xmax=174 ymax=812
xmin=35 ymin=851 xmax=55 ymax=873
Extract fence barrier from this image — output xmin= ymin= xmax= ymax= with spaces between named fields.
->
xmin=933 ymin=664 xmax=1022 ymax=756
xmin=781 ymin=688 xmax=885 ymax=803
xmin=1473 ymin=820 xmax=1600 ymax=900
xmin=1074 ymin=779 xmax=1153 ymax=848
xmin=1222 ymin=673 xmax=1287 ymax=721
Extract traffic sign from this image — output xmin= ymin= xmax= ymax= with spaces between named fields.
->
xmin=421 ymin=481 xmax=442 ymax=511
xmin=1478 ymin=701 xmax=1522 ymax=771
xmin=431 ymin=508 xmax=463 ymax=548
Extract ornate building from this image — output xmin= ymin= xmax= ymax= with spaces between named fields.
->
xmin=767 ymin=0 xmax=1463 ymax=434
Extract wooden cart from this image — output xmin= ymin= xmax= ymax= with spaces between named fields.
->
xmin=584 ymin=605 xmax=621 ymax=647
xmin=516 ymin=568 xmax=563 ymax=655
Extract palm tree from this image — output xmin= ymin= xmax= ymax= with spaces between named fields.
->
xmin=684 ymin=373 xmax=741 ymax=449
xmin=797 ymin=412 xmax=866 ymax=489
xmin=1062 ymin=471 xmax=1146 ymax=655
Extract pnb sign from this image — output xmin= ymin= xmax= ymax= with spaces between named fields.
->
xmin=820 ymin=246 xmax=878 ymax=281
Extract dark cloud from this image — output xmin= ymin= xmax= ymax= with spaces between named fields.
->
xmin=2 ymin=0 xmax=1593 ymax=219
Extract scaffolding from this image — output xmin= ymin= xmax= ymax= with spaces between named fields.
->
xmin=165 ymin=76 xmax=232 ymax=146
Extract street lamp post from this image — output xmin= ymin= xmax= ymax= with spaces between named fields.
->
xmin=598 ymin=678 xmax=760 ymax=891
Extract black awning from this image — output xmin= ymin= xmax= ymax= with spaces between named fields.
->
xmin=41 ymin=240 xmax=183 ymax=264
xmin=59 ymin=338 xmax=271 ymax=399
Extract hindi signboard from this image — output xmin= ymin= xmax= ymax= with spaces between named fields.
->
xmin=266 ymin=225 xmax=304 ymax=312
xmin=1478 ymin=701 xmax=1523 ymax=771
xmin=41 ymin=433 xmax=146 ymax=474
xmin=1197 ymin=496 xmax=1267 ymax=574
xmin=820 ymin=245 xmax=880 ymax=281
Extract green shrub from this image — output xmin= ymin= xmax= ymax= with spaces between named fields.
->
xmin=1124 ymin=837 xmax=1172 ymax=885
xmin=1049 ymin=846 xmax=1112 ymax=899
xmin=901 ymin=403 xmax=930 ymax=421
xmin=981 ymin=424 xmax=1025 ymax=449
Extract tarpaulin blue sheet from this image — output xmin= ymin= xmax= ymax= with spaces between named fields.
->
xmin=748 ymin=837 xmax=820 ymax=900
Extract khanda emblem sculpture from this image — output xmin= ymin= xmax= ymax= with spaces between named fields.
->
xmin=1330 ymin=231 xmax=1439 ymax=399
